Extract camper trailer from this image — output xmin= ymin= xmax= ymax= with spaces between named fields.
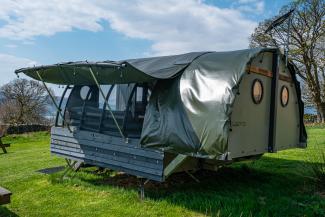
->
xmin=16 ymin=48 xmax=307 ymax=182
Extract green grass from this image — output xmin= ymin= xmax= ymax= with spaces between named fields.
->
xmin=0 ymin=129 xmax=324 ymax=217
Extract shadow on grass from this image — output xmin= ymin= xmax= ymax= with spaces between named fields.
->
xmin=0 ymin=152 xmax=14 ymax=156
xmin=0 ymin=206 xmax=19 ymax=217
xmin=50 ymin=157 xmax=325 ymax=216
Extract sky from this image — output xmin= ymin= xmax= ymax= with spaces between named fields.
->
xmin=0 ymin=0 xmax=292 ymax=95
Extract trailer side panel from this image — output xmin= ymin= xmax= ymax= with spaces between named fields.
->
xmin=50 ymin=127 xmax=165 ymax=182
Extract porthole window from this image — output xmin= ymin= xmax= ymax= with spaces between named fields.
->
xmin=252 ymin=79 xmax=263 ymax=104
xmin=281 ymin=86 xmax=289 ymax=107
xmin=80 ymin=86 xmax=91 ymax=100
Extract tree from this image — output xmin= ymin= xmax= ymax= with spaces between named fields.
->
xmin=249 ymin=0 xmax=325 ymax=122
xmin=0 ymin=78 xmax=53 ymax=125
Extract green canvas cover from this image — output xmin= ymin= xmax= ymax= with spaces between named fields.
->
xmin=16 ymin=48 xmax=307 ymax=159
xmin=140 ymin=48 xmax=306 ymax=159
xmin=15 ymin=52 xmax=207 ymax=85
xmin=141 ymin=48 xmax=267 ymax=158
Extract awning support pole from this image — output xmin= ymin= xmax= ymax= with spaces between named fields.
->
xmin=98 ymin=85 xmax=115 ymax=133
xmin=36 ymin=71 xmax=72 ymax=132
xmin=55 ymin=85 xmax=70 ymax=127
xmin=88 ymin=67 xmax=127 ymax=142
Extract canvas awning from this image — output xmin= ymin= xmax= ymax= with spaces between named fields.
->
xmin=15 ymin=52 xmax=208 ymax=85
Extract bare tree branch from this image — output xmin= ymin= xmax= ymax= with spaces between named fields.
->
xmin=0 ymin=79 xmax=54 ymax=125
xmin=250 ymin=0 xmax=325 ymax=122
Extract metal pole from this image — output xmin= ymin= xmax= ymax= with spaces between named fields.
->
xmin=268 ymin=51 xmax=279 ymax=153
xmin=122 ymin=85 xmax=137 ymax=137
xmin=285 ymin=16 xmax=292 ymax=66
xmin=36 ymin=71 xmax=72 ymax=132
xmin=79 ymin=89 xmax=93 ymax=129
xmin=88 ymin=67 xmax=127 ymax=141
xmin=98 ymin=85 xmax=115 ymax=132
xmin=55 ymin=85 xmax=69 ymax=126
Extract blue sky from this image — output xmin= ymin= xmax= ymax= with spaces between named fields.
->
xmin=0 ymin=0 xmax=292 ymax=95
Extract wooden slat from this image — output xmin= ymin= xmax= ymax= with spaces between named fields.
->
xmin=51 ymin=147 xmax=163 ymax=175
xmin=52 ymin=142 xmax=162 ymax=168
xmin=51 ymin=148 xmax=162 ymax=176
xmin=247 ymin=66 xmax=292 ymax=83
xmin=51 ymin=127 xmax=163 ymax=157
xmin=53 ymin=151 xmax=163 ymax=181
xmin=279 ymin=74 xmax=292 ymax=82
xmin=50 ymin=127 xmax=165 ymax=181
xmin=247 ymin=66 xmax=272 ymax=78
xmin=52 ymin=152 xmax=163 ymax=182
xmin=52 ymin=127 xmax=128 ymax=146
xmin=51 ymin=135 xmax=163 ymax=160
xmin=51 ymin=143 xmax=163 ymax=170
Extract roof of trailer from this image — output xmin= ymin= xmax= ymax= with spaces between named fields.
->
xmin=15 ymin=48 xmax=280 ymax=85
xmin=15 ymin=52 xmax=209 ymax=85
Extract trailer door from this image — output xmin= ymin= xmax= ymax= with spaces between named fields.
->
xmin=228 ymin=52 xmax=273 ymax=158
xmin=274 ymin=60 xmax=300 ymax=151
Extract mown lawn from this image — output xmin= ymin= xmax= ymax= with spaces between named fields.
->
xmin=0 ymin=128 xmax=324 ymax=217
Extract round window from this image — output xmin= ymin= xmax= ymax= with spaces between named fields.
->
xmin=80 ymin=86 xmax=91 ymax=100
xmin=252 ymin=79 xmax=263 ymax=104
xmin=281 ymin=86 xmax=289 ymax=107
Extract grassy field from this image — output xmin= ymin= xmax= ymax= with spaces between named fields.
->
xmin=0 ymin=128 xmax=324 ymax=217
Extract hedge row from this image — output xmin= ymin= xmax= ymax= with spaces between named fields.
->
xmin=0 ymin=124 xmax=51 ymax=135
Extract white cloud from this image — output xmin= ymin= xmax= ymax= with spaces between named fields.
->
xmin=0 ymin=53 xmax=37 ymax=86
xmin=4 ymin=44 xmax=17 ymax=48
xmin=255 ymin=1 xmax=265 ymax=13
xmin=237 ymin=0 xmax=258 ymax=3
xmin=103 ymin=0 xmax=257 ymax=55
xmin=0 ymin=0 xmax=106 ymax=40
xmin=0 ymin=0 xmax=258 ymax=55
xmin=235 ymin=0 xmax=265 ymax=14
xmin=0 ymin=53 xmax=64 ymax=95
